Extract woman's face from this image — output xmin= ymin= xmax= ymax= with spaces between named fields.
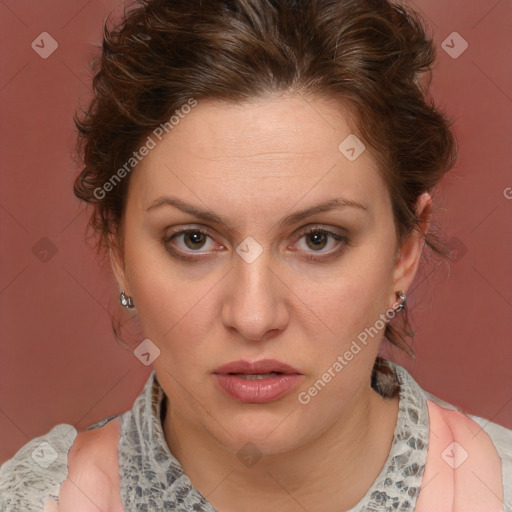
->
xmin=111 ymin=94 xmax=428 ymax=455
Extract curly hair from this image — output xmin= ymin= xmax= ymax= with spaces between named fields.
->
xmin=73 ymin=0 xmax=458 ymax=378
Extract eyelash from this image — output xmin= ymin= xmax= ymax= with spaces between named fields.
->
xmin=162 ymin=225 xmax=349 ymax=262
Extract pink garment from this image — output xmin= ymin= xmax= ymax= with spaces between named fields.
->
xmin=415 ymin=401 xmax=504 ymax=511
xmin=42 ymin=400 xmax=505 ymax=511
xmin=42 ymin=417 xmax=123 ymax=512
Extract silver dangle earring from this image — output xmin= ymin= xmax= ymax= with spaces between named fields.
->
xmin=120 ymin=291 xmax=135 ymax=309
xmin=395 ymin=291 xmax=407 ymax=312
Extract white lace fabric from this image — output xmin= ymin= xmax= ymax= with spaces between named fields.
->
xmin=2 ymin=360 xmax=507 ymax=511
xmin=0 ymin=424 xmax=77 ymax=511
xmin=118 ymin=361 xmax=429 ymax=511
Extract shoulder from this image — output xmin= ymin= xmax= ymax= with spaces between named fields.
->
xmin=0 ymin=423 xmax=77 ymax=511
xmin=465 ymin=411 xmax=512 ymax=511
xmin=425 ymin=390 xmax=512 ymax=461
xmin=388 ymin=363 xmax=511 ymax=511
xmin=0 ymin=416 xmax=125 ymax=512
xmin=56 ymin=415 xmax=124 ymax=511
xmin=421 ymin=391 xmax=512 ymax=512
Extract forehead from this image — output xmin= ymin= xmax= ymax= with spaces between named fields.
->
xmin=127 ymin=95 xmax=390 ymax=219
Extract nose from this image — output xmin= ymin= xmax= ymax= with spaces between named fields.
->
xmin=221 ymin=250 xmax=289 ymax=342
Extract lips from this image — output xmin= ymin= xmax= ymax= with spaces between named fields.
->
xmin=213 ymin=359 xmax=301 ymax=375
xmin=213 ymin=359 xmax=303 ymax=403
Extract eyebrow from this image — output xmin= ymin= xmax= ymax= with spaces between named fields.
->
xmin=145 ymin=195 xmax=369 ymax=231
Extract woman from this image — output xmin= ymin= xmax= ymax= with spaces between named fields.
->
xmin=1 ymin=0 xmax=510 ymax=510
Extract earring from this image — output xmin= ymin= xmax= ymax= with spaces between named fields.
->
xmin=394 ymin=291 xmax=407 ymax=312
xmin=120 ymin=291 xmax=135 ymax=309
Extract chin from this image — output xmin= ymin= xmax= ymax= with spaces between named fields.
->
xmin=209 ymin=410 xmax=309 ymax=457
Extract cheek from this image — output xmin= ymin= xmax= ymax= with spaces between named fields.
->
xmin=131 ymin=273 xmax=216 ymax=342
xmin=124 ymin=241 xmax=222 ymax=357
xmin=294 ymin=267 xmax=392 ymax=414
xmin=293 ymin=253 xmax=393 ymax=347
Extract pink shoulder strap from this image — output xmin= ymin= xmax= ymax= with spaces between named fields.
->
xmin=415 ymin=400 xmax=504 ymax=511
xmin=43 ymin=416 xmax=124 ymax=512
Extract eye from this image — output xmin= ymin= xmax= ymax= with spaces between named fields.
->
xmin=163 ymin=227 xmax=223 ymax=260
xmin=292 ymin=226 xmax=348 ymax=260
xmin=162 ymin=224 xmax=349 ymax=262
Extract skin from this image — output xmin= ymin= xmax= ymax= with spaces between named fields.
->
xmin=110 ymin=94 xmax=432 ymax=511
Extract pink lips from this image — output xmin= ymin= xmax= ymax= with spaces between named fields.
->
xmin=213 ymin=359 xmax=303 ymax=404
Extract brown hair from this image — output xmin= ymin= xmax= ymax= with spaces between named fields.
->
xmin=73 ymin=0 xmax=458 ymax=377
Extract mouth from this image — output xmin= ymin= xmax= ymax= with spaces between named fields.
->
xmin=212 ymin=359 xmax=303 ymax=403
xmin=213 ymin=358 xmax=301 ymax=375
xmin=228 ymin=372 xmax=283 ymax=380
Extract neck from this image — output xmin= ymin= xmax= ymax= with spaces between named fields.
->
xmin=163 ymin=383 xmax=399 ymax=512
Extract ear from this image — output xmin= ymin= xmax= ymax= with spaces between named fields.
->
xmin=109 ymin=244 xmax=130 ymax=295
xmin=389 ymin=192 xmax=432 ymax=307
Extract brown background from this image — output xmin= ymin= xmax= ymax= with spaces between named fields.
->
xmin=1 ymin=0 xmax=511 ymax=463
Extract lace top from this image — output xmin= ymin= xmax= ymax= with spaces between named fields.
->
xmin=1 ymin=361 xmax=510 ymax=511
xmin=116 ymin=361 xmax=428 ymax=511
